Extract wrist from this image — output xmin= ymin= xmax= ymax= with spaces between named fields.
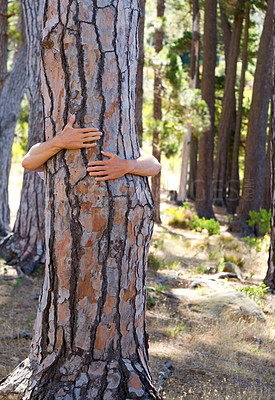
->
xmin=125 ymin=159 xmax=136 ymax=174
xmin=51 ymin=134 xmax=64 ymax=151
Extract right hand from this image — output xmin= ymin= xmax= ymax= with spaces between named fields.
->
xmin=55 ymin=115 xmax=102 ymax=150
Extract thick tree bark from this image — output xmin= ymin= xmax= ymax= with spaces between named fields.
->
xmin=0 ymin=0 xmax=45 ymax=273
xmin=195 ymin=0 xmax=216 ymax=219
xmin=219 ymin=0 xmax=231 ymax=66
xmin=227 ymin=2 xmax=250 ymax=214
xmin=151 ymin=0 xmax=165 ymax=224
xmin=0 ymin=0 xmax=8 ymax=95
xmin=213 ymin=0 xmax=244 ymax=207
xmin=0 ymin=43 xmax=27 ymax=237
xmin=178 ymin=0 xmax=200 ymax=202
xmin=135 ymin=0 xmax=146 ymax=146
xmin=235 ymin=0 xmax=273 ymax=225
xmin=0 ymin=1 xmax=160 ymax=399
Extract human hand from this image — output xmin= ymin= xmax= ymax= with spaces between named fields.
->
xmin=87 ymin=151 xmax=132 ymax=181
xmin=54 ymin=115 xmax=102 ymax=150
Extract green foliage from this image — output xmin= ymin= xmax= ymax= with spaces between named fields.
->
xmin=155 ymin=283 xmax=169 ymax=294
xmin=247 ymin=209 xmax=271 ymax=235
xmin=189 ymin=216 xmax=221 ymax=236
xmin=146 ymin=289 xmax=157 ymax=308
xmin=238 ymin=283 xmax=269 ymax=306
xmin=12 ymin=96 xmax=29 ymax=161
xmin=166 ymin=205 xmax=220 ymax=236
xmin=167 ymin=322 xmax=185 ymax=338
xmin=13 ymin=278 xmax=22 ymax=290
xmin=148 ymin=253 xmax=165 ymax=271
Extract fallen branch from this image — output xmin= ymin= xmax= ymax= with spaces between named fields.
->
xmin=147 ymin=286 xmax=184 ymax=302
xmin=1 ymin=331 xmax=33 ymax=340
xmin=0 ymin=266 xmax=23 ymax=281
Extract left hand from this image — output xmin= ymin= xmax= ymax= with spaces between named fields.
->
xmin=87 ymin=151 xmax=131 ymax=181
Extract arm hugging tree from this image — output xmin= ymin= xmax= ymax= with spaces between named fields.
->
xmin=0 ymin=1 xmax=161 ymax=399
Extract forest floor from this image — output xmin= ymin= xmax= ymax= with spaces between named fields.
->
xmin=0 ymin=181 xmax=275 ymax=399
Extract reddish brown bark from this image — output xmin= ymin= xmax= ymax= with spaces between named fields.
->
xmin=0 ymin=0 xmax=160 ymax=398
xmin=236 ymin=0 xmax=273 ymax=223
xmin=151 ymin=0 xmax=165 ymax=224
xmin=227 ymin=2 xmax=250 ymax=213
xmin=195 ymin=0 xmax=216 ymax=219
xmin=213 ymin=0 xmax=244 ymax=206
xmin=135 ymin=0 xmax=146 ymax=146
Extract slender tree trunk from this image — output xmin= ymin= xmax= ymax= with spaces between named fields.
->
xmin=151 ymin=0 xmax=165 ymax=224
xmin=0 ymin=0 xmax=45 ymax=273
xmin=265 ymin=7 xmax=275 ymax=292
xmin=135 ymin=0 xmax=146 ymax=146
xmin=263 ymin=116 xmax=272 ymax=211
xmin=195 ymin=0 xmax=216 ymax=219
xmin=235 ymin=0 xmax=273 ymax=226
xmin=0 ymin=0 xmax=8 ymax=95
xmin=0 ymin=43 xmax=27 ymax=237
xmin=0 ymin=1 xmax=160 ymax=398
xmin=178 ymin=0 xmax=200 ymax=202
xmin=187 ymin=135 xmax=198 ymax=200
xmin=213 ymin=0 xmax=244 ymax=206
xmin=227 ymin=2 xmax=250 ymax=214
xmin=219 ymin=0 xmax=231 ymax=66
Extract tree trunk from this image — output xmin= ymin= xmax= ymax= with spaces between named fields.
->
xmin=219 ymin=0 xmax=231 ymax=66
xmin=265 ymin=16 xmax=275 ymax=292
xmin=195 ymin=0 xmax=216 ymax=219
xmin=263 ymin=116 xmax=272 ymax=211
xmin=178 ymin=0 xmax=200 ymax=202
xmin=213 ymin=0 xmax=244 ymax=207
xmin=0 ymin=0 xmax=8 ymax=95
xmin=0 ymin=1 xmax=160 ymax=399
xmin=151 ymin=0 xmax=165 ymax=224
xmin=235 ymin=0 xmax=273 ymax=225
xmin=135 ymin=0 xmax=146 ymax=146
xmin=227 ymin=2 xmax=250 ymax=214
xmin=187 ymin=135 xmax=198 ymax=201
xmin=0 ymin=0 xmax=45 ymax=273
xmin=0 ymin=43 xmax=27 ymax=237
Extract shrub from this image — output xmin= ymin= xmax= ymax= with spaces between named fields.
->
xmin=238 ymin=283 xmax=269 ymax=306
xmin=247 ymin=209 xmax=271 ymax=235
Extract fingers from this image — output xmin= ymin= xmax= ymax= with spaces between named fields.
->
xmin=67 ymin=114 xmax=76 ymax=127
xmin=101 ymin=150 xmax=113 ymax=158
xmin=87 ymin=160 xmax=107 ymax=166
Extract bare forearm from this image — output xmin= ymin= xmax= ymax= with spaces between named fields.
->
xmin=22 ymin=136 xmax=62 ymax=171
xmin=126 ymin=154 xmax=161 ymax=177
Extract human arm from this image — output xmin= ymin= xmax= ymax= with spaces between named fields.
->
xmin=22 ymin=115 xmax=102 ymax=172
xmin=87 ymin=149 xmax=161 ymax=181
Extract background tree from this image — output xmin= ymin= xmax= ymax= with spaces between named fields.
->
xmin=195 ymin=0 xmax=217 ymax=219
xmin=232 ymin=0 xmax=273 ymax=233
xmin=0 ymin=0 xmax=8 ymax=95
xmin=151 ymin=0 xmax=165 ymax=223
xmin=136 ymin=0 xmax=146 ymax=146
xmin=0 ymin=0 xmax=161 ymax=398
xmin=213 ymin=0 xmax=244 ymax=207
xmin=0 ymin=0 xmax=44 ymax=273
xmin=227 ymin=1 xmax=250 ymax=213
xmin=178 ymin=0 xmax=200 ymax=203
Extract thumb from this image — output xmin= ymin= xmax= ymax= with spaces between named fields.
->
xmin=67 ymin=114 xmax=76 ymax=127
xmin=101 ymin=150 xmax=114 ymax=159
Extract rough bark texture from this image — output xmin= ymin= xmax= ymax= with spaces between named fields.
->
xmin=0 ymin=0 xmax=45 ymax=273
xmin=264 ymin=1 xmax=275 ymax=292
xmin=219 ymin=0 xmax=231 ymax=66
xmin=135 ymin=0 xmax=145 ymax=146
xmin=227 ymin=2 xmax=250 ymax=214
xmin=213 ymin=0 xmax=244 ymax=207
xmin=0 ymin=0 xmax=8 ymax=95
xmin=0 ymin=43 xmax=27 ymax=237
xmin=236 ymin=0 xmax=273 ymax=224
xmin=151 ymin=0 xmax=165 ymax=224
xmin=0 ymin=1 xmax=160 ymax=399
xmin=178 ymin=0 xmax=200 ymax=202
xmin=195 ymin=0 xmax=216 ymax=219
